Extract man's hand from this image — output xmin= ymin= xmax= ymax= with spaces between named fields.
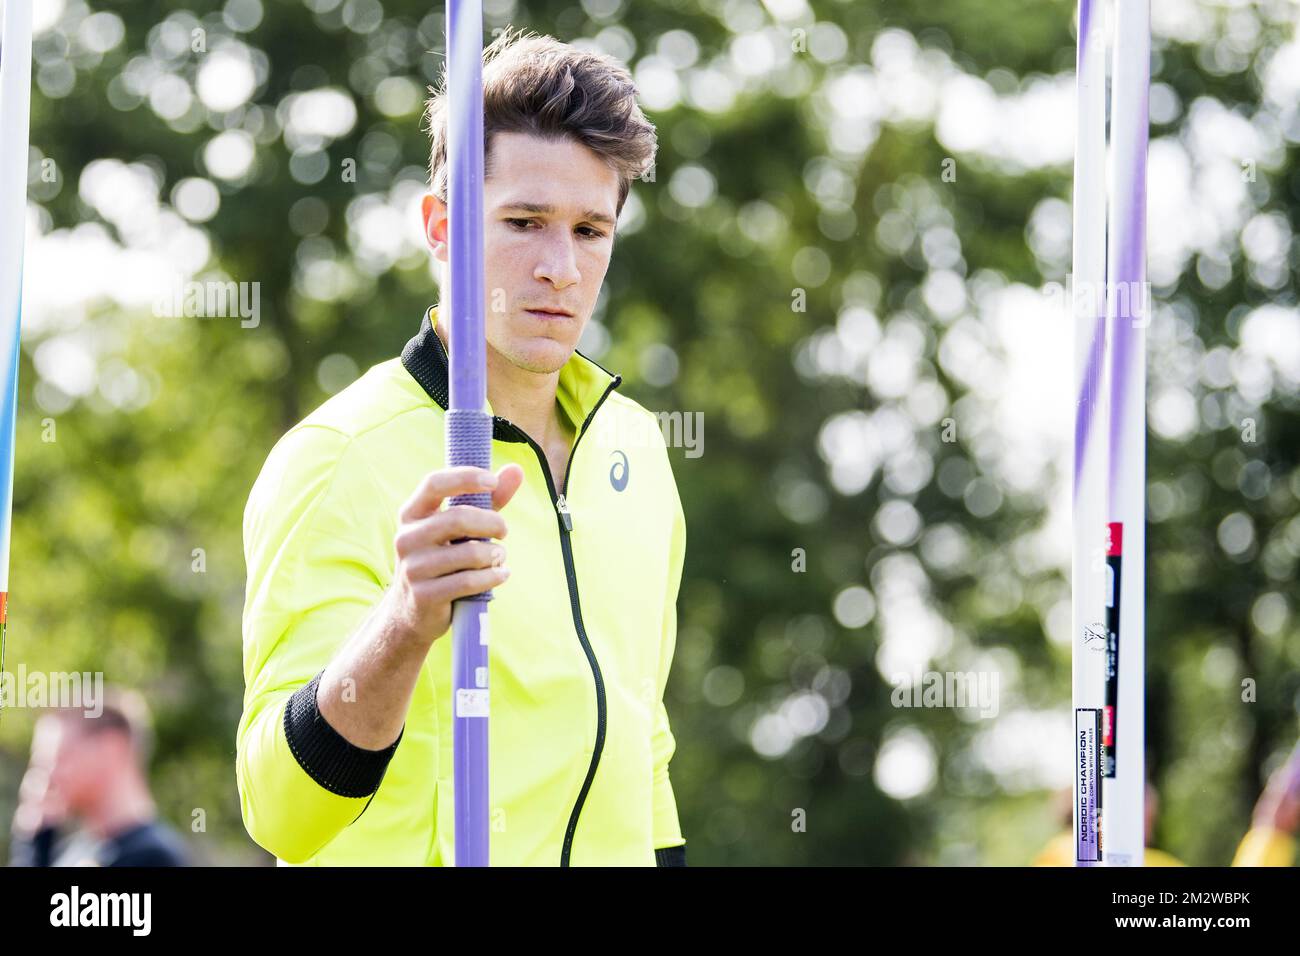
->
xmin=387 ymin=464 xmax=526 ymax=645
xmin=12 ymin=752 xmax=66 ymax=838
xmin=316 ymin=463 xmax=525 ymax=751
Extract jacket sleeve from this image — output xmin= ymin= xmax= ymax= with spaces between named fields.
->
xmin=652 ymin=476 xmax=687 ymax=860
xmin=237 ymin=424 xmax=399 ymax=864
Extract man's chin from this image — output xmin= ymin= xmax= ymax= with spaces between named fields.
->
xmin=496 ymin=336 xmax=574 ymax=374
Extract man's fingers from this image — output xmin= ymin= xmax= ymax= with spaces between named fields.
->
xmin=395 ymin=505 xmax=507 ymax=557
xmin=414 ymin=565 xmax=511 ymax=604
xmin=401 ymin=540 xmax=504 ymax=582
xmin=400 ymin=466 xmax=499 ymax=522
xmin=490 ymin=463 xmax=526 ymax=511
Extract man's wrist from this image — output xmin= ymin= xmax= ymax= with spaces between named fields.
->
xmin=378 ymin=585 xmax=440 ymax=652
xmin=286 ymin=671 xmax=404 ymax=799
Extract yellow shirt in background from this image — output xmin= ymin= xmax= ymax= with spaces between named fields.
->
xmin=1033 ymin=827 xmax=1295 ymax=866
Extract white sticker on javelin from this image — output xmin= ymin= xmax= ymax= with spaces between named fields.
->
xmin=1075 ymin=708 xmax=1102 ymax=863
xmin=479 ymin=611 xmax=489 ymax=646
xmin=456 ymin=688 xmax=489 ymax=718
xmin=475 ymin=666 xmax=487 ymax=688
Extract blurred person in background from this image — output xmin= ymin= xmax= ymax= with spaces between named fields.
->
xmin=8 ymin=687 xmax=190 ymax=867
xmin=1032 ymin=781 xmax=1184 ymax=866
xmin=1035 ymin=744 xmax=1300 ymax=867
xmin=1231 ymin=741 xmax=1300 ymax=867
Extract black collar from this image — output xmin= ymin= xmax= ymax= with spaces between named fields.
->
xmin=400 ymin=305 xmax=622 ymax=444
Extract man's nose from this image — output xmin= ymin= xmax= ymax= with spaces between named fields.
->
xmin=533 ymin=231 xmax=581 ymax=288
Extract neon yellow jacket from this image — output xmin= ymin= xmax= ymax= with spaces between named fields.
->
xmin=238 ymin=307 xmax=687 ymax=866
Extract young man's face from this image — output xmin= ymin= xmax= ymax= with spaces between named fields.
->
xmin=32 ymin=715 xmax=119 ymax=816
xmin=423 ymin=131 xmax=620 ymax=375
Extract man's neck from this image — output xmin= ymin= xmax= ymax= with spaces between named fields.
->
xmin=434 ymin=318 xmax=573 ymax=451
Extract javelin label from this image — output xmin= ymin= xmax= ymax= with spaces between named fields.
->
xmin=1103 ymin=522 xmax=1122 ymax=778
xmin=455 ymin=688 xmax=489 ymax=718
xmin=1076 ymin=708 xmax=1102 ymax=863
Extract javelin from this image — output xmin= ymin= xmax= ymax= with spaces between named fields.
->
xmin=1070 ymin=0 xmax=1107 ymax=868
xmin=1100 ymin=0 xmax=1149 ymax=867
xmin=0 ymin=0 xmax=34 ymax=722
xmin=444 ymin=0 xmax=492 ymax=867
xmin=1071 ymin=0 xmax=1149 ymax=867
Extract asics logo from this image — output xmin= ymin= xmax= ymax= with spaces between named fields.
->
xmin=609 ymin=450 xmax=629 ymax=491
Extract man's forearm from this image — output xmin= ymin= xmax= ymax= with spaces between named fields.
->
xmin=317 ymin=588 xmax=436 ymax=750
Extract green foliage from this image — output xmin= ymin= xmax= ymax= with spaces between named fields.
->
xmin=3 ymin=0 xmax=1297 ymax=866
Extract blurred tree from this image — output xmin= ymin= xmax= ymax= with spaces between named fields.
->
xmin=2 ymin=0 xmax=1297 ymax=866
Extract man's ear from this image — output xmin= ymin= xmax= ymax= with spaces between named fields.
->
xmin=422 ymin=193 xmax=449 ymax=263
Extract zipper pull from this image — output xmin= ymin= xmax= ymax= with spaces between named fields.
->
xmin=555 ymin=494 xmax=573 ymax=533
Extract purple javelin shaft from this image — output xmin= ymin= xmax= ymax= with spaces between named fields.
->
xmin=1106 ymin=161 xmax=1148 ymax=493
xmin=446 ymin=0 xmax=491 ymax=867
xmin=1071 ymin=0 xmax=1106 ymax=500
xmin=1071 ymin=0 xmax=1107 ymax=868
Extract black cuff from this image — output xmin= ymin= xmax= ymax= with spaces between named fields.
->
xmin=655 ymin=843 xmax=687 ymax=867
xmin=283 ymin=671 xmax=403 ymax=798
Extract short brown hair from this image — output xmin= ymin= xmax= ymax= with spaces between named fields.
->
xmin=424 ymin=28 xmax=657 ymax=217
xmin=55 ymin=686 xmax=155 ymax=765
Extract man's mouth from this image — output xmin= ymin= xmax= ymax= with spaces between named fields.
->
xmin=525 ymin=307 xmax=573 ymax=319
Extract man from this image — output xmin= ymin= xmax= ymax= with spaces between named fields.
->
xmin=10 ymin=689 xmax=190 ymax=867
xmin=1231 ymin=741 xmax=1299 ymax=867
xmin=237 ymin=29 xmax=688 ymax=866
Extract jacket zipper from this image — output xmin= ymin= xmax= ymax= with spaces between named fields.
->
xmin=502 ymin=377 xmax=620 ymax=867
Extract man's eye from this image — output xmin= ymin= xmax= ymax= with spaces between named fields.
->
xmin=506 ymin=218 xmax=533 ymax=230
xmin=577 ymin=227 xmax=607 ymax=239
